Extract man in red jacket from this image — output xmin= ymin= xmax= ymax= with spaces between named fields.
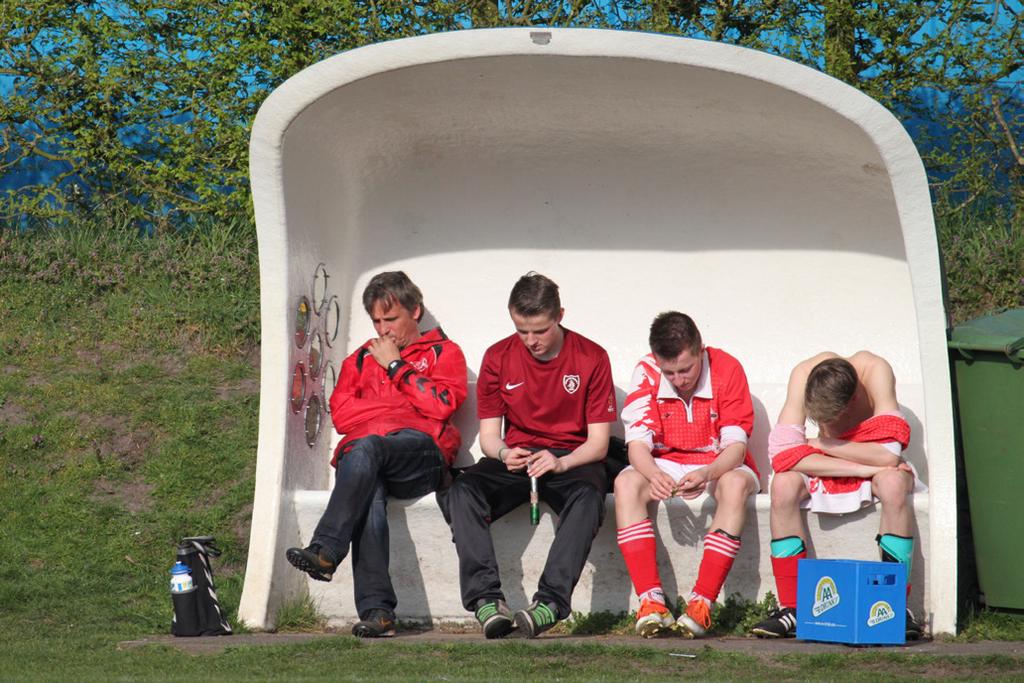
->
xmin=285 ymin=271 xmax=467 ymax=638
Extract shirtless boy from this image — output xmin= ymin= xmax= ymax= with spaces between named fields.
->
xmin=751 ymin=351 xmax=922 ymax=639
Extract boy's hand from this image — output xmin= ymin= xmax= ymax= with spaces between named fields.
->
xmin=526 ymin=450 xmax=565 ymax=478
xmin=501 ymin=447 xmax=532 ymax=472
xmin=677 ymin=466 xmax=711 ymax=500
xmin=648 ymin=470 xmax=678 ymax=501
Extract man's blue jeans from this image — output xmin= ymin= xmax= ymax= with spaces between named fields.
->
xmin=312 ymin=429 xmax=444 ymax=619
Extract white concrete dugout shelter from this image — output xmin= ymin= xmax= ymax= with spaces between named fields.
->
xmin=238 ymin=28 xmax=957 ymax=635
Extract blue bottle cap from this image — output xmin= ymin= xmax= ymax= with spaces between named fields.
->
xmin=170 ymin=561 xmax=191 ymax=575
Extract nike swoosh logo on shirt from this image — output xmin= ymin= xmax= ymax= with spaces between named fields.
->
xmin=505 ymin=382 xmax=525 ymax=391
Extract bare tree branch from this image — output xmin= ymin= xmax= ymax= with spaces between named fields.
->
xmin=935 ymin=187 xmax=983 ymax=217
xmin=991 ymin=94 xmax=1024 ymax=167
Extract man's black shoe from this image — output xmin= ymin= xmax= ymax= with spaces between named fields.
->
xmin=751 ymin=607 xmax=797 ymax=638
xmin=352 ymin=609 xmax=396 ymax=638
xmin=285 ymin=544 xmax=336 ymax=582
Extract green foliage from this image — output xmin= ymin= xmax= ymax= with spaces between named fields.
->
xmin=0 ymin=210 xmax=259 ymax=348
xmin=938 ymin=206 xmax=1024 ymax=324
xmin=713 ymin=592 xmax=781 ymax=636
xmin=957 ymin=607 xmax=1024 ymax=641
xmin=0 ymin=1 xmax=619 ymax=227
xmin=566 ymin=609 xmax=636 ymax=635
xmin=2 ymin=2 xmax=1021 ymax=228
xmin=1 ymin=1 xmax=367 ymax=226
xmin=274 ymin=594 xmax=328 ymax=632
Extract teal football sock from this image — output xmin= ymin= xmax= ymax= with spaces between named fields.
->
xmin=877 ymin=533 xmax=914 ymax=574
xmin=770 ymin=536 xmax=806 ymax=558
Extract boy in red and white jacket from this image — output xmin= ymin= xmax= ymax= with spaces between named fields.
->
xmin=616 ymin=312 xmax=759 ymax=638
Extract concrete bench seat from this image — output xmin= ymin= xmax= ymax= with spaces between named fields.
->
xmin=292 ymin=489 xmax=930 ymax=627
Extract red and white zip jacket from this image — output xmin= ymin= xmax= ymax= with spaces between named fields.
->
xmin=621 ymin=347 xmax=759 ymax=478
xmin=329 ymin=327 xmax=468 ymax=466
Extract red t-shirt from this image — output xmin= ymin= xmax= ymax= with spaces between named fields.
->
xmin=477 ymin=328 xmax=617 ymax=450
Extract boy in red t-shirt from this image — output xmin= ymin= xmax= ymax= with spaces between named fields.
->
xmin=446 ymin=273 xmax=617 ymax=639
xmin=616 ymin=312 xmax=759 ymax=638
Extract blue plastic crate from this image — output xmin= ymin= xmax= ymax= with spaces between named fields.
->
xmin=796 ymin=559 xmax=906 ymax=645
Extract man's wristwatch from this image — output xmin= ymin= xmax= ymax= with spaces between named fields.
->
xmin=386 ymin=359 xmax=406 ymax=378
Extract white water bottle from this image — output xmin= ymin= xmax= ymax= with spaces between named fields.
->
xmin=170 ymin=561 xmax=194 ymax=593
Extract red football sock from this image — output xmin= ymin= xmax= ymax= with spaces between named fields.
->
xmin=617 ymin=519 xmax=661 ymax=597
xmin=771 ymin=553 xmax=806 ymax=609
xmin=692 ymin=529 xmax=741 ymax=603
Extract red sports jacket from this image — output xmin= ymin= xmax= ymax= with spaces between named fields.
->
xmin=329 ymin=328 xmax=468 ymax=466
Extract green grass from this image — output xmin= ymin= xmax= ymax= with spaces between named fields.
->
xmin=771 ymin=650 xmax=1023 ymax=680
xmin=2 ymin=636 xmax=1023 ymax=682
xmin=553 ymin=593 xmax=781 ymax=641
xmin=937 ymin=206 xmax=1024 ymax=325
xmin=0 ymin=218 xmax=260 ymax=674
xmin=561 ymin=592 xmax=782 ymax=637
xmin=956 ymin=608 xmax=1024 ymax=642
xmin=2 ymin=214 xmax=1024 ymax=679
xmin=274 ymin=594 xmax=328 ymax=633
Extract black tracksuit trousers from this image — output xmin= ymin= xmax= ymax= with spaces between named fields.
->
xmin=446 ymin=455 xmax=606 ymax=620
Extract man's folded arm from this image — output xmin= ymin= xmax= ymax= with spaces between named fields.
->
xmin=812 ymin=437 xmax=902 ymax=467
xmin=327 ymin=354 xmax=406 ymax=432
xmin=388 ymin=344 xmax=468 ymax=421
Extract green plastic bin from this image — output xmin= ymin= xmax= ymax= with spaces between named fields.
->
xmin=948 ymin=308 xmax=1024 ymax=611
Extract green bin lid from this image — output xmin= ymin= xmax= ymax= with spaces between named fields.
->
xmin=948 ymin=308 xmax=1024 ymax=359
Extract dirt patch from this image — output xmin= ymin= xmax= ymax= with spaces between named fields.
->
xmin=79 ymin=342 xmax=129 ymax=371
xmin=156 ymin=353 xmax=187 ymax=376
xmin=113 ymin=351 xmax=188 ymax=376
xmin=0 ymin=398 xmax=28 ymax=426
xmin=75 ymin=348 xmax=103 ymax=366
xmin=91 ymin=414 xmax=152 ymax=470
xmin=74 ymin=341 xmax=188 ymax=377
xmin=214 ymin=344 xmax=260 ymax=402
xmin=118 ymin=632 xmax=1024 ymax=663
xmin=118 ymin=632 xmax=337 ymax=655
xmin=215 ymin=377 xmax=260 ymax=401
xmin=24 ymin=373 xmax=48 ymax=387
xmin=92 ymin=475 xmax=155 ymax=513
